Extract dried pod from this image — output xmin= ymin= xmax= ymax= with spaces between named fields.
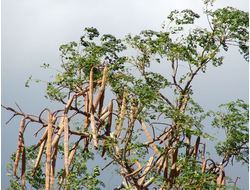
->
xmin=14 ymin=117 xmax=26 ymax=176
xmin=45 ymin=110 xmax=52 ymax=190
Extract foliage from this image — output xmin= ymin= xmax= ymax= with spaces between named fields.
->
xmin=6 ymin=143 xmax=105 ymax=190
xmin=209 ymin=100 xmax=249 ymax=166
xmin=3 ymin=1 xmax=248 ymax=189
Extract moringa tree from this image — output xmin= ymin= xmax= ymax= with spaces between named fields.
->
xmin=2 ymin=1 xmax=249 ymax=189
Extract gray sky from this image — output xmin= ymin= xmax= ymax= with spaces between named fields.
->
xmin=2 ymin=0 xmax=249 ymax=189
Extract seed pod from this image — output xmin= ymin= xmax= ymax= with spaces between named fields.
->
xmin=64 ymin=116 xmax=69 ymax=175
xmin=32 ymin=137 xmax=47 ymax=177
xmin=116 ymin=91 xmax=127 ymax=138
xmin=14 ymin=117 xmax=26 ymax=176
xmin=33 ymin=129 xmax=48 ymax=150
xmin=106 ymin=100 xmax=113 ymax=136
xmin=84 ymin=93 xmax=90 ymax=132
xmin=21 ymin=141 xmax=26 ymax=187
xmin=45 ymin=110 xmax=52 ymax=190
xmin=140 ymin=120 xmax=160 ymax=157
xmin=91 ymin=111 xmax=98 ymax=149
xmin=94 ymin=63 xmax=107 ymax=111
xmin=58 ymin=137 xmax=83 ymax=189
xmin=89 ymin=67 xmax=94 ymax=113
xmin=51 ymin=114 xmax=65 ymax=148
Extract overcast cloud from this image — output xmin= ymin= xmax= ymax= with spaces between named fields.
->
xmin=2 ymin=0 xmax=249 ymax=189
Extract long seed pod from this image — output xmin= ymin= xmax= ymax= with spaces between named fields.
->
xmin=89 ymin=67 xmax=94 ymax=113
xmin=84 ymin=92 xmax=90 ymax=129
xmin=91 ymin=110 xmax=98 ymax=149
xmin=140 ymin=120 xmax=160 ymax=157
xmin=45 ymin=110 xmax=52 ymax=190
xmin=58 ymin=137 xmax=83 ymax=189
xmin=106 ymin=100 xmax=113 ymax=136
xmin=32 ymin=137 xmax=47 ymax=176
xmin=51 ymin=114 xmax=65 ymax=147
xmin=84 ymin=92 xmax=90 ymax=151
xmin=33 ymin=128 xmax=48 ymax=150
xmin=50 ymin=142 xmax=58 ymax=190
xmin=116 ymin=91 xmax=127 ymax=138
xmin=14 ymin=117 xmax=26 ymax=176
xmin=139 ymin=154 xmax=154 ymax=185
xmin=64 ymin=116 xmax=69 ymax=175
xmin=98 ymin=92 xmax=105 ymax=116
xmin=101 ymin=100 xmax=113 ymax=157
xmin=21 ymin=141 xmax=26 ymax=187
xmin=94 ymin=62 xmax=107 ymax=111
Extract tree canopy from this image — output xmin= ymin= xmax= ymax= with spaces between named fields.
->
xmin=2 ymin=1 xmax=249 ymax=189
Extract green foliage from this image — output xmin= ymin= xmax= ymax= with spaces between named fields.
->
xmin=209 ymin=99 xmax=249 ymax=166
xmin=7 ymin=143 xmax=105 ymax=190
xmin=7 ymin=145 xmax=46 ymax=189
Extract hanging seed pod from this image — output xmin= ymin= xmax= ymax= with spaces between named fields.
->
xmin=89 ymin=67 xmax=94 ymax=113
xmin=64 ymin=116 xmax=69 ymax=175
xmin=84 ymin=92 xmax=90 ymax=129
xmin=84 ymin=92 xmax=90 ymax=152
xmin=94 ymin=62 xmax=107 ymax=111
xmin=51 ymin=114 xmax=65 ymax=148
xmin=21 ymin=141 xmax=26 ymax=187
xmin=33 ymin=128 xmax=48 ymax=150
xmin=14 ymin=117 xmax=26 ymax=176
xmin=106 ymin=100 xmax=113 ymax=136
xmin=140 ymin=120 xmax=160 ymax=157
xmin=45 ymin=110 xmax=52 ymax=190
xmin=116 ymin=91 xmax=127 ymax=138
xmin=50 ymin=142 xmax=58 ymax=190
xmin=58 ymin=137 xmax=83 ymax=189
xmin=91 ymin=110 xmax=98 ymax=149
xmin=32 ymin=137 xmax=47 ymax=177
xmin=98 ymin=92 xmax=105 ymax=116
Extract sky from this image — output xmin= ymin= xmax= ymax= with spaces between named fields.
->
xmin=1 ymin=0 xmax=249 ymax=189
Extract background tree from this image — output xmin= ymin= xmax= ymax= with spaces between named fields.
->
xmin=2 ymin=1 xmax=248 ymax=189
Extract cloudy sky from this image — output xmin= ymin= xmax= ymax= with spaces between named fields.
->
xmin=2 ymin=0 xmax=249 ymax=189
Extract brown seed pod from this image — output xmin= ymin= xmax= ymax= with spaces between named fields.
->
xmin=91 ymin=110 xmax=98 ymax=149
xmin=116 ymin=91 xmax=127 ymax=138
xmin=140 ymin=120 xmax=160 ymax=157
xmin=45 ymin=110 xmax=52 ymax=190
xmin=21 ymin=141 xmax=26 ymax=187
xmin=106 ymin=100 xmax=113 ymax=136
xmin=32 ymin=137 xmax=47 ymax=177
xmin=14 ymin=117 xmax=26 ymax=176
xmin=64 ymin=116 xmax=69 ymax=175
xmin=94 ymin=62 xmax=108 ymax=111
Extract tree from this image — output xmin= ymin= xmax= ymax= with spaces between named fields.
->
xmin=2 ymin=1 xmax=249 ymax=189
